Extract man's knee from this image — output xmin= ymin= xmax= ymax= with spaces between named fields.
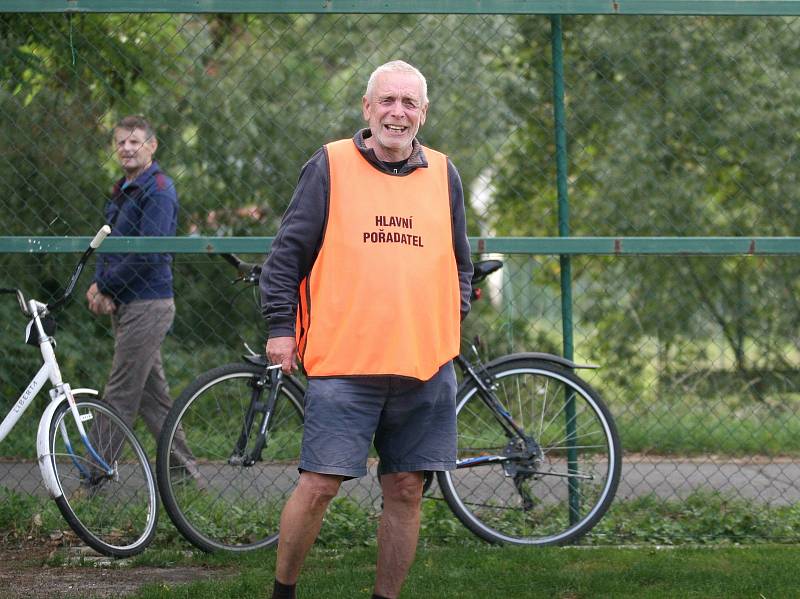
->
xmin=381 ymin=472 xmax=424 ymax=507
xmin=295 ymin=472 xmax=342 ymax=509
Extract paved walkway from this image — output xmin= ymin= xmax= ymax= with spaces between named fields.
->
xmin=3 ymin=455 xmax=800 ymax=505
xmin=617 ymin=454 xmax=800 ymax=505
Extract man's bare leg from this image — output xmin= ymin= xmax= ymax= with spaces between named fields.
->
xmin=275 ymin=472 xmax=343 ymax=584
xmin=374 ymin=471 xmax=424 ymax=599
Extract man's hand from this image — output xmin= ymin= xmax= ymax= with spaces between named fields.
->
xmin=266 ymin=336 xmax=298 ymax=374
xmin=86 ymin=282 xmax=117 ymax=315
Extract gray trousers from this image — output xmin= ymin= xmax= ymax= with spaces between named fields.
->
xmin=92 ymin=298 xmax=196 ymax=474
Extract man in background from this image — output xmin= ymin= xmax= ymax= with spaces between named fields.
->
xmin=86 ymin=115 xmax=196 ymax=478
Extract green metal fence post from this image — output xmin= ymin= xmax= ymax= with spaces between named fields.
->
xmin=550 ymin=14 xmax=580 ymax=524
xmin=550 ymin=14 xmax=573 ymax=361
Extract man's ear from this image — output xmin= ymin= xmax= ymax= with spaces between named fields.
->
xmin=362 ymin=95 xmax=371 ymax=121
xmin=419 ymin=103 xmax=428 ymax=128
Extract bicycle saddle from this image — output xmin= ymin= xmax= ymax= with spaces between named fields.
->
xmin=471 ymin=259 xmax=503 ymax=286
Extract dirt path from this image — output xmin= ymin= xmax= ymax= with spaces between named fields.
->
xmin=0 ymin=540 xmax=234 ymax=599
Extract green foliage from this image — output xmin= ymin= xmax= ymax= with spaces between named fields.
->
xmin=619 ymin=394 xmax=800 ymax=455
xmin=316 ymin=497 xmax=378 ymax=547
xmin=1 ymin=13 xmax=515 ymax=238
xmin=490 ymin=16 xmax=800 ymax=385
xmin=595 ymin=491 xmax=800 ymax=545
xmin=419 ymin=498 xmax=479 ymax=546
xmin=55 ymin=543 xmax=800 ymax=599
xmin=0 ymin=487 xmax=66 ymax=539
xmin=5 ymin=13 xmax=799 ymax=397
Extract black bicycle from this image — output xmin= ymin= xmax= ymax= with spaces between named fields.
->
xmin=156 ymin=257 xmax=621 ymax=551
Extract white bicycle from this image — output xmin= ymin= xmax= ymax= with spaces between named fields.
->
xmin=0 ymin=226 xmax=158 ymax=557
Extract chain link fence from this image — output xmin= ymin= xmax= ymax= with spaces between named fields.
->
xmin=3 ymin=9 xmax=800 ymax=545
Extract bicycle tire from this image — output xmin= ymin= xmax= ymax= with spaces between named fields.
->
xmin=157 ymin=362 xmax=305 ymax=552
xmin=48 ymin=395 xmax=158 ymax=557
xmin=438 ymin=357 xmax=621 ymax=546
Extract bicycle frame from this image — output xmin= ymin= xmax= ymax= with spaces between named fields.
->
xmin=229 ymin=364 xmax=282 ymax=467
xmin=451 ymin=350 xmax=597 ymax=472
xmin=0 ymin=225 xmax=113 ymax=499
xmin=0 ymin=298 xmax=109 ymax=498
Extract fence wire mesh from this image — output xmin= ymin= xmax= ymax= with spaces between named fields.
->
xmin=2 ymin=12 xmax=800 ymax=545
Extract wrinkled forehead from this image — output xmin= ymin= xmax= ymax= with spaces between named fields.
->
xmin=114 ymin=127 xmax=154 ymax=144
xmin=371 ymin=71 xmax=426 ymax=102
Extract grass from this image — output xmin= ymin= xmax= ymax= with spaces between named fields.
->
xmin=6 ymin=486 xmax=800 ymax=597
xmin=126 ymin=544 xmax=800 ymax=598
xmin=616 ymin=399 xmax=800 ymax=456
xmin=5 ymin=487 xmax=800 ymax=550
xmin=587 ymin=491 xmax=800 ymax=545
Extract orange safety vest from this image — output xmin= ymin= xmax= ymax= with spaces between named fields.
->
xmin=296 ymin=138 xmax=461 ymax=380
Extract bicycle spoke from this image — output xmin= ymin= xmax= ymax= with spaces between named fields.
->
xmin=157 ymin=364 xmax=304 ymax=552
xmin=440 ymin=359 xmax=620 ymax=546
xmin=50 ymin=397 xmax=157 ymax=557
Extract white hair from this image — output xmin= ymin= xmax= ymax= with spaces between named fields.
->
xmin=365 ymin=60 xmax=428 ymax=104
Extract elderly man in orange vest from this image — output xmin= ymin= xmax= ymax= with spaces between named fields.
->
xmin=260 ymin=60 xmax=473 ymax=599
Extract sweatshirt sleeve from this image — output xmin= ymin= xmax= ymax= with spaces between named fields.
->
xmin=260 ymin=149 xmax=328 ymax=338
xmin=448 ymin=159 xmax=474 ymax=320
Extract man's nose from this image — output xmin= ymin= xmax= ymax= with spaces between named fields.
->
xmin=389 ymin=100 xmax=406 ymax=117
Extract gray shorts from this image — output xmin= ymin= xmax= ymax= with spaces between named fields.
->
xmin=299 ymin=361 xmax=457 ymax=478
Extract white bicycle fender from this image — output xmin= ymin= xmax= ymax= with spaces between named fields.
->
xmin=36 ymin=388 xmax=100 ymax=499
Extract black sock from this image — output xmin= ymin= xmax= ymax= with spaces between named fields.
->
xmin=272 ymin=579 xmax=296 ymax=599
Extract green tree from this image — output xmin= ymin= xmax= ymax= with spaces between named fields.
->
xmin=491 ymin=16 xmax=800 ymax=398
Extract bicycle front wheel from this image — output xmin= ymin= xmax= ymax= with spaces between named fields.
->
xmin=438 ymin=358 xmax=621 ymax=546
xmin=157 ymin=363 xmax=305 ymax=552
xmin=48 ymin=395 xmax=158 ymax=557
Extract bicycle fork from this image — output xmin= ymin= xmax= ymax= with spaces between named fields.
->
xmin=36 ymin=384 xmax=112 ymax=498
xmin=228 ymin=364 xmax=282 ymax=467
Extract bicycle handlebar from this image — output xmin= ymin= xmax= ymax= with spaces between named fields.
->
xmin=470 ymin=259 xmax=503 ymax=301
xmin=220 ymin=253 xmax=262 ymax=282
xmin=2 ymin=226 xmax=111 ymax=316
xmin=90 ymin=225 xmax=111 ymax=249
xmin=46 ymin=225 xmax=111 ymax=313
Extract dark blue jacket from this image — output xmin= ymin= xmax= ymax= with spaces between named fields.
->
xmin=94 ymin=161 xmax=178 ymax=304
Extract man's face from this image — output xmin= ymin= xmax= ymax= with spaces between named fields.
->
xmin=362 ymin=71 xmax=428 ymax=161
xmin=114 ymin=127 xmax=157 ymax=176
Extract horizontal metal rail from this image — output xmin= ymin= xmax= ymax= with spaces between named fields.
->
xmin=2 ymin=236 xmax=800 ymax=255
xmin=10 ymin=0 xmax=800 ymax=16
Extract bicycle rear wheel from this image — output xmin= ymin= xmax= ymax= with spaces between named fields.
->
xmin=157 ymin=362 xmax=305 ymax=552
xmin=438 ymin=357 xmax=621 ymax=545
xmin=48 ymin=395 xmax=158 ymax=557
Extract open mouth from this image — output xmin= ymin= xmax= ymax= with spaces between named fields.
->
xmin=384 ymin=124 xmax=408 ymax=134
